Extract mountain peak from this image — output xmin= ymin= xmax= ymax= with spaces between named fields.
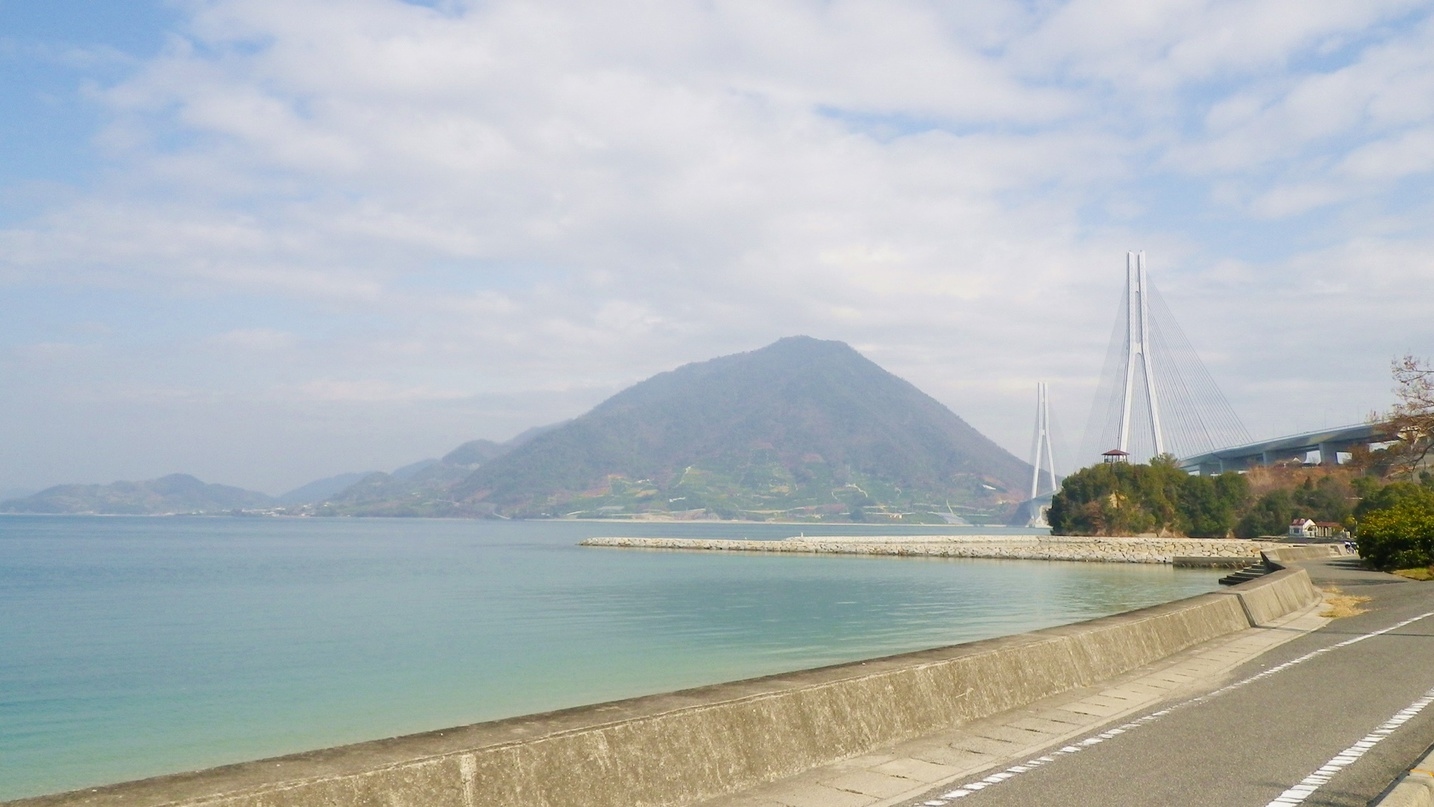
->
xmin=452 ymin=337 xmax=1030 ymax=522
xmin=766 ymin=334 xmax=851 ymax=352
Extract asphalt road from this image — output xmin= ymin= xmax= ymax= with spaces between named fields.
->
xmin=899 ymin=558 xmax=1434 ymax=807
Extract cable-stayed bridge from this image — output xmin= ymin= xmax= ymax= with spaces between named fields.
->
xmin=1024 ymin=252 xmax=1393 ymax=516
xmin=1078 ymin=251 xmax=1252 ymax=465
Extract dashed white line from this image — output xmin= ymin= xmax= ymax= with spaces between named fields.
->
xmin=916 ymin=610 xmax=1434 ymax=804
xmin=1265 ymin=685 xmax=1434 ymax=806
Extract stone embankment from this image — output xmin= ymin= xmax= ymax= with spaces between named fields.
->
xmin=580 ymin=534 xmax=1265 ymax=564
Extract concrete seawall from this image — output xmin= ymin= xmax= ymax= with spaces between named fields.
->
xmin=1220 ymin=564 xmax=1323 ymax=627
xmin=1226 ymin=545 xmax=1339 ymax=626
xmin=1262 ymin=543 xmax=1350 ymax=563
xmin=13 ymin=566 xmax=1326 ymax=807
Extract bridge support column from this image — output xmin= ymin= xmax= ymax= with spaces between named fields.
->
xmin=1318 ymin=442 xmax=1338 ymax=466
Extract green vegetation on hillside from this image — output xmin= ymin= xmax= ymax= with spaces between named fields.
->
xmin=449 ymin=336 xmax=1031 ymax=522
xmin=1050 ymin=445 xmax=1434 ymax=534
xmin=1049 ymin=459 xmax=1434 ymax=550
xmin=1234 ymin=474 xmax=1358 ymax=538
xmin=1047 ymin=456 xmax=1249 ymax=537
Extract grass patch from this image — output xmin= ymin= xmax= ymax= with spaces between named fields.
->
xmin=1320 ymin=586 xmax=1372 ymax=619
xmin=1392 ymin=567 xmax=1434 ymax=581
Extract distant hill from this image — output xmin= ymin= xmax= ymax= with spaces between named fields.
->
xmin=439 ymin=336 xmax=1030 ymax=522
xmin=1 ymin=427 xmax=561 ymax=517
xmin=277 ymin=472 xmax=373 ymax=505
xmin=0 ymin=474 xmax=275 ymax=515
xmin=442 ymin=439 xmax=507 ymax=466
xmin=391 ymin=458 xmax=439 ymax=480
xmin=304 ymin=428 xmax=559 ymax=516
xmin=5 ymin=338 xmax=1032 ymax=523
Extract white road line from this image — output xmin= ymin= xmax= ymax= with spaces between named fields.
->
xmin=918 ymin=610 xmax=1434 ymax=804
xmin=1265 ymin=685 xmax=1434 ymax=806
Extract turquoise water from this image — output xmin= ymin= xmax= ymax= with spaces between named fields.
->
xmin=0 ymin=517 xmax=1220 ymax=800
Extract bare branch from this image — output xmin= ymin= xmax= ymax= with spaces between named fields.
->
xmin=1380 ymin=354 xmax=1434 ymax=476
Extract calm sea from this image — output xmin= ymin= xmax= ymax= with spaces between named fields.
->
xmin=0 ymin=516 xmax=1220 ymax=800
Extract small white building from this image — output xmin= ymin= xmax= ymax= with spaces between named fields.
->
xmin=1288 ymin=518 xmax=1348 ymax=539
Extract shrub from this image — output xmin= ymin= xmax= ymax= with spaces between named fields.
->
xmin=1357 ymin=488 xmax=1434 ymax=571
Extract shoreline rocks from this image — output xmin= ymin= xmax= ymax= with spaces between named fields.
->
xmin=579 ymin=535 xmax=1265 ymax=564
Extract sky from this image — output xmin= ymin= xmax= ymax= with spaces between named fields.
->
xmin=3 ymin=0 xmax=1433 ymax=497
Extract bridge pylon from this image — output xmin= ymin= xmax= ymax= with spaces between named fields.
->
xmin=1118 ymin=251 xmax=1165 ymax=458
xmin=1080 ymin=252 xmax=1251 ymax=466
xmin=1025 ymin=381 xmax=1059 ymax=527
xmin=1029 ymin=381 xmax=1058 ymax=500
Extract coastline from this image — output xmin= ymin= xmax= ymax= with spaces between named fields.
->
xmin=7 ymin=564 xmax=1325 ymax=807
xmin=580 ymin=534 xmax=1266 ymax=564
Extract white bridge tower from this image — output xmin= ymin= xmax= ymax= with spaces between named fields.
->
xmin=1117 ymin=251 xmax=1166 ymax=457
xmin=1029 ymin=381 xmax=1057 ymax=500
xmin=1080 ymin=251 xmax=1252 ymax=466
xmin=1026 ymin=381 xmax=1059 ymax=527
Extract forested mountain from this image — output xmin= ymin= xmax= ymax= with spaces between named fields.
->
xmin=441 ymin=336 xmax=1030 ymax=521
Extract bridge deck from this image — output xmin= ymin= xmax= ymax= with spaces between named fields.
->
xmin=1179 ymin=423 xmax=1391 ymax=473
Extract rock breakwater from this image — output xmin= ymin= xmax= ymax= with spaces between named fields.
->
xmin=579 ymin=535 xmax=1264 ymax=564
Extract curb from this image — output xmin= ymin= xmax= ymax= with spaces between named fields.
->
xmin=1375 ymin=746 xmax=1434 ymax=807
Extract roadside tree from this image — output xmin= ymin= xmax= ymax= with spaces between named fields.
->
xmin=1356 ymin=486 xmax=1434 ymax=570
xmin=1291 ymin=475 xmax=1353 ymax=525
xmin=1378 ymin=355 xmax=1434 ymax=477
xmin=1235 ymin=489 xmax=1294 ymax=538
xmin=1354 ymin=481 xmax=1430 ymax=519
xmin=1181 ymin=472 xmax=1250 ymax=538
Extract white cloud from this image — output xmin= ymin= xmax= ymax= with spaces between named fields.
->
xmin=1014 ymin=0 xmax=1423 ymax=90
xmin=2 ymin=0 xmax=1433 ymax=490
xmin=293 ymin=378 xmax=470 ymax=403
xmin=1338 ymin=126 xmax=1434 ymax=181
xmin=210 ymin=328 xmax=296 ymax=351
xmin=1249 ymin=182 xmax=1345 ymax=218
xmin=11 ymin=342 xmax=101 ymax=363
xmin=1163 ymin=11 xmax=1434 ymax=216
